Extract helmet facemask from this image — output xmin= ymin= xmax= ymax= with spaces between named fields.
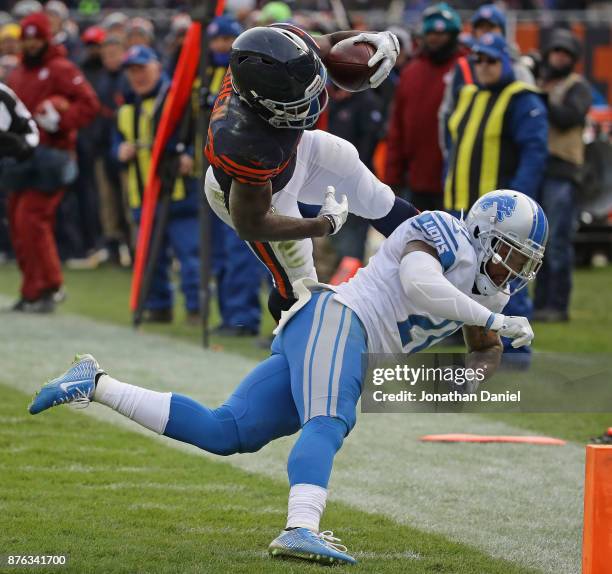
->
xmin=235 ymin=64 xmax=328 ymax=129
xmin=477 ymin=229 xmax=544 ymax=295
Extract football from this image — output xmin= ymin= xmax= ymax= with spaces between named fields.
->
xmin=325 ymin=38 xmax=379 ymax=92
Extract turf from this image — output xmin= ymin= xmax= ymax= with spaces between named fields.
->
xmin=0 ymin=384 xmax=539 ymax=574
xmin=0 ymin=264 xmax=276 ymax=362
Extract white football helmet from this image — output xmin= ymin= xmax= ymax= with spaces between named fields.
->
xmin=464 ymin=190 xmax=548 ymax=296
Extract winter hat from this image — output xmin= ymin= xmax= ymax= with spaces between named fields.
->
xmin=20 ymin=11 xmax=51 ymax=41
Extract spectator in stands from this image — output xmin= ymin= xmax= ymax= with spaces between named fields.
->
xmin=384 ymin=3 xmax=464 ymax=211
xmin=439 ymin=4 xmax=534 ymax=159
xmin=126 ymin=17 xmax=155 ymax=49
xmin=164 ymin=13 xmax=191 ymax=75
xmin=11 ymin=0 xmax=42 ymax=20
xmin=0 ymin=23 xmax=21 ymax=81
xmin=443 ymin=33 xmax=548 ymax=363
xmin=206 ymin=15 xmax=265 ymax=337
xmin=6 ymin=11 xmax=99 ymax=312
xmin=114 ymin=45 xmax=199 ymax=324
xmin=101 ymin=11 xmax=128 ymax=43
xmin=534 ymin=29 xmax=592 ymax=322
xmin=0 ymin=54 xmax=18 ymax=81
xmin=60 ymin=25 xmax=109 ymax=269
xmin=45 ymin=0 xmax=79 ymax=61
xmin=256 ymin=1 xmax=292 ymax=25
xmin=0 ymin=23 xmax=21 ymax=56
xmin=95 ymin=35 xmax=131 ymax=267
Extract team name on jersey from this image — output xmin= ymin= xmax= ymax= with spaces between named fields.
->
xmin=420 ymin=218 xmax=450 ymax=255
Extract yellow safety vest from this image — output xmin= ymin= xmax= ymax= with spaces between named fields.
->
xmin=444 ymin=81 xmax=538 ymax=212
xmin=117 ymin=96 xmax=186 ymax=209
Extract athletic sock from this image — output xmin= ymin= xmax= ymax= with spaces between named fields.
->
xmin=286 ymin=483 xmax=328 ymax=532
xmin=94 ymin=374 xmax=171 ymax=434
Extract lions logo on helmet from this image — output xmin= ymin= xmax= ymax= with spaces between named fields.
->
xmin=465 ymin=190 xmax=548 ymax=296
xmin=479 ymin=193 xmax=517 ymax=222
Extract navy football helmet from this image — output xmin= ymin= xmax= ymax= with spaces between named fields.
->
xmin=229 ymin=26 xmax=328 ymax=129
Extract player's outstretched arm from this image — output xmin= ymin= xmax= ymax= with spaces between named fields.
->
xmin=399 ymin=241 xmax=535 ymax=348
xmin=229 ymin=180 xmax=347 ymax=241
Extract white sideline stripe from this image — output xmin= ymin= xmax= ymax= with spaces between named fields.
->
xmin=82 ymin=482 xmax=246 ymax=493
xmin=0 ymin=298 xmax=582 ymax=574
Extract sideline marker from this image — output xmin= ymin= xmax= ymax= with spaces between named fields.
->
xmin=582 ymin=445 xmax=612 ymax=573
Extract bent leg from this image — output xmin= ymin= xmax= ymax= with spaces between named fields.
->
xmin=95 ymin=353 xmax=300 ymax=456
xmin=297 ymin=130 xmax=395 ymax=219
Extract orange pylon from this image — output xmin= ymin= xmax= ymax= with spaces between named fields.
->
xmin=582 ymin=445 xmax=612 ymax=573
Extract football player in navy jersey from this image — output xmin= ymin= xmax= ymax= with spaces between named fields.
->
xmin=204 ymin=24 xmax=419 ymax=321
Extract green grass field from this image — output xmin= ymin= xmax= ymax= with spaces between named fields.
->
xmin=0 ymin=261 xmax=609 ymax=573
xmin=0 ymin=384 xmax=540 ymax=574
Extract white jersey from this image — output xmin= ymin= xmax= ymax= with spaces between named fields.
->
xmin=332 ymin=211 xmax=510 ymax=354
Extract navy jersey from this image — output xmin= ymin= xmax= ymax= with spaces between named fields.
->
xmin=204 ymin=24 xmax=320 ymax=198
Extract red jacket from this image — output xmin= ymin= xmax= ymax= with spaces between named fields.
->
xmin=384 ymin=51 xmax=463 ymax=194
xmin=8 ymin=44 xmax=99 ymax=151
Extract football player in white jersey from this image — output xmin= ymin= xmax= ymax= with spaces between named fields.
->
xmin=29 ymin=189 xmax=547 ymax=566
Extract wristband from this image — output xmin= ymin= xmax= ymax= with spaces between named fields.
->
xmin=321 ymin=214 xmax=336 ymax=235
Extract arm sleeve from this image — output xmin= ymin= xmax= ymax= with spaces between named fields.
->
xmin=507 ymin=94 xmax=549 ymax=198
xmin=400 ymin=250 xmax=496 ymax=328
xmin=370 ymin=196 xmax=419 ymax=237
xmin=547 ymin=81 xmax=592 ymax=130
xmin=56 ymin=62 xmax=100 ymax=131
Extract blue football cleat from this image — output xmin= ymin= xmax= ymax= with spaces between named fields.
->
xmin=29 ymin=354 xmax=103 ymax=415
xmin=268 ymin=528 xmax=357 ymax=565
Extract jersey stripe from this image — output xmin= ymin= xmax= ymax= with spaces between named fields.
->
xmin=250 ymin=241 xmax=291 ymax=299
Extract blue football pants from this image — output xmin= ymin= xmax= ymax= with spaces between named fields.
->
xmin=164 ymin=291 xmax=367 ymax=488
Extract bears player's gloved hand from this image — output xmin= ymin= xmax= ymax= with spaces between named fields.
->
xmin=318 ymin=186 xmax=348 ymax=236
xmin=351 ymin=31 xmax=400 ymax=88
xmin=489 ymin=314 xmax=534 ymax=348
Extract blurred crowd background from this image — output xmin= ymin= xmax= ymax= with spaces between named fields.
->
xmin=0 ymin=0 xmax=610 ymax=341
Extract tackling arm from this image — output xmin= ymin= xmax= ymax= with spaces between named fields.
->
xmin=400 ymin=241 xmax=495 ymax=328
xmin=399 ymin=241 xmax=535 ymax=348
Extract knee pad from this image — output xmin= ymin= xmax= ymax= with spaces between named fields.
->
xmin=268 ymin=288 xmax=296 ymax=323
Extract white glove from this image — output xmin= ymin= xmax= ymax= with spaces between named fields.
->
xmin=351 ymin=31 xmax=400 ymax=88
xmin=35 ymin=100 xmax=61 ymax=133
xmin=318 ymin=186 xmax=348 ymax=236
xmin=490 ymin=314 xmax=534 ymax=348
